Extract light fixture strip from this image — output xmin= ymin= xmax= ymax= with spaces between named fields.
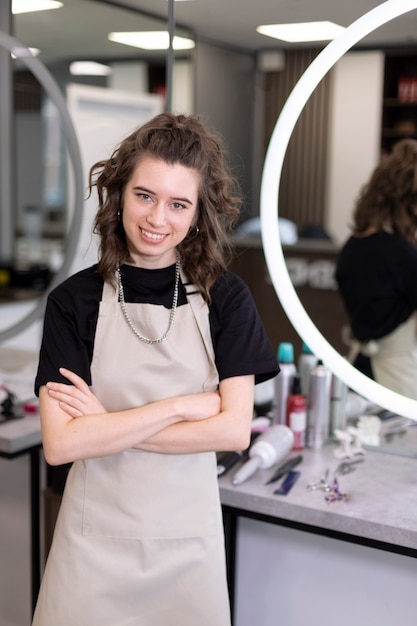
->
xmin=12 ymin=0 xmax=64 ymax=14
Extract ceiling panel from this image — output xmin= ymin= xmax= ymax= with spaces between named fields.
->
xmin=10 ymin=0 xmax=417 ymax=66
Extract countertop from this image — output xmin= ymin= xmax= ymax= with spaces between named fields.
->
xmin=0 ymin=346 xmax=41 ymax=455
xmin=219 ymin=433 xmax=417 ymax=553
xmin=0 ymin=414 xmax=41 ymax=455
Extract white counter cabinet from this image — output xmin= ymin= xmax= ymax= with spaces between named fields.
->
xmin=219 ymin=436 xmax=417 ymax=626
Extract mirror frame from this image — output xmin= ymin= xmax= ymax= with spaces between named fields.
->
xmin=261 ymin=0 xmax=417 ymax=420
xmin=0 ymin=31 xmax=84 ymax=342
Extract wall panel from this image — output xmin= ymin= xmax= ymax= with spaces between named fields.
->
xmin=263 ymin=49 xmax=331 ymax=234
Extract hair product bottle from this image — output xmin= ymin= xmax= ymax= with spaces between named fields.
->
xmin=232 ymin=425 xmax=294 ymax=486
xmin=330 ymin=374 xmax=348 ymax=437
xmin=286 ymin=374 xmax=306 ymax=450
xmin=273 ymin=342 xmax=296 ymax=425
xmin=307 ymin=360 xmax=331 ymax=449
xmin=297 ymin=342 xmax=318 ymax=397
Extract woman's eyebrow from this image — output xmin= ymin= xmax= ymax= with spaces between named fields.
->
xmin=133 ymin=185 xmax=193 ymax=205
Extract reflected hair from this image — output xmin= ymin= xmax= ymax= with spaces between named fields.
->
xmin=89 ymin=113 xmax=242 ymax=302
xmin=352 ymin=138 xmax=417 ymax=242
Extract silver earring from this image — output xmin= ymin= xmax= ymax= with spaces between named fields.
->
xmin=195 ymin=225 xmax=200 ymax=235
xmin=117 ymin=210 xmax=121 ymax=221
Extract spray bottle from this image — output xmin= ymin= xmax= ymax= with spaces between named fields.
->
xmin=286 ymin=374 xmax=307 ymax=450
xmin=307 ymin=360 xmax=331 ymax=449
xmin=273 ymin=342 xmax=296 ymax=425
xmin=297 ymin=342 xmax=318 ymax=397
xmin=330 ymin=374 xmax=348 ymax=437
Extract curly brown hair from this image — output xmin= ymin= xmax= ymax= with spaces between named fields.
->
xmin=352 ymin=138 xmax=417 ymax=242
xmin=89 ymin=113 xmax=242 ymax=302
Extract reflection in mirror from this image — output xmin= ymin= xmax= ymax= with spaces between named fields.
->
xmin=359 ymin=408 xmax=417 ymax=457
xmin=14 ymin=73 xmax=67 ymax=267
xmin=0 ymin=29 xmax=84 ymax=342
xmin=249 ymin=8 xmax=417 ymax=405
xmin=335 ymin=138 xmax=417 ymax=401
xmin=260 ymin=0 xmax=417 ymax=420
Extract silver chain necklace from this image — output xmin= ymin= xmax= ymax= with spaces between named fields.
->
xmin=117 ymin=254 xmax=180 ymax=344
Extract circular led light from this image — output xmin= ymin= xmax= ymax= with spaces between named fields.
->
xmin=260 ymin=0 xmax=417 ymax=420
xmin=0 ymin=32 xmax=83 ymax=341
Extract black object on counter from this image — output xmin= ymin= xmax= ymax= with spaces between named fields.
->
xmin=265 ymin=454 xmax=303 ymax=485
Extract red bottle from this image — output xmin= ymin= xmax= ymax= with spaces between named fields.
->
xmin=286 ymin=374 xmax=306 ymax=450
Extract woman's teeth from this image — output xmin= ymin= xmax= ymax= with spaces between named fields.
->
xmin=141 ymin=228 xmax=165 ymax=240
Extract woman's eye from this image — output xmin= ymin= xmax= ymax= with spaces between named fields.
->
xmin=138 ymin=193 xmax=151 ymax=201
xmin=172 ymin=202 xmax=186 ymax=210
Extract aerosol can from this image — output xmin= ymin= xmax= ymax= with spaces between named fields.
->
xmin=307 ymin=360 xmax=331 ymax=449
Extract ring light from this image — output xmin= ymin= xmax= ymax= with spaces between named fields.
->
xmin=260 ymin=0 xmax=417 ymax=420
xmin=0 ymin=31 xmax=84 ymax=342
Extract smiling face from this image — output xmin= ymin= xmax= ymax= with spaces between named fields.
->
xmin=121 ymin=157 xmax=200 ymax=269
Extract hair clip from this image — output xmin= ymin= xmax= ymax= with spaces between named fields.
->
xmin=324 ymin=477 xmax=348 ymax=503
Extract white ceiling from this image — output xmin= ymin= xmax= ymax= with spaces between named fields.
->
xmin=116 ymin=0 xmax=417 ymax=50
xmin=11 ymin=0 xmax=417 ymax=66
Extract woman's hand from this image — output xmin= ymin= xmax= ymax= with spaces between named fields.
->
xmin=46 ymin=367 xmax=106 ymax=418
xmin=177 ymin=390 xmax=221 ymax=421
xmin=46 ymin=367 xmax=220 ymax=422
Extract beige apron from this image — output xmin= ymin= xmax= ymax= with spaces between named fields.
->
xmin=344 ymin=313 xmax=417 ymax=400
xmin=370 ymin=312 xmax=417 ymax=400
xmin=33 ymin=275 xmax=231 ymax=626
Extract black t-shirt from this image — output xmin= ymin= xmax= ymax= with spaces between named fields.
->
xmin=335 ymin=232 xmax=417 ymax=340
xmin=35 ymin=263 xmax=279 ymax=395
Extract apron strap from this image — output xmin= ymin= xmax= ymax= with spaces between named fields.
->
xmin=181 ymin=271 xmax=217 ymax=371
xmin=102 ymin=277 xmax=118 ymax=302
xmin=341 ymin=324 xmax=380 ymax=363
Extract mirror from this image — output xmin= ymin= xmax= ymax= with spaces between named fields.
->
xmin=0 ymin=29 xmax=84 ymax=341
xmin=274 ymin=11 xmax=417 ymax=402
xmin=0 ymin=0 xmax=194 ymax=339
xmin=261 ymin=0 xmax=417 ymax=420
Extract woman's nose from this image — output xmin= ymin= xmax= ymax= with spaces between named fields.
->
xmin=146 ymin=202 xmax=166 ymax=227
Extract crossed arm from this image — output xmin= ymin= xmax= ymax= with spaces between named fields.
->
xmin=40 ymin=368 xmax=254 ymax=466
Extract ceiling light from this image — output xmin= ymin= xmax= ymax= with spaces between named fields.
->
xmin=108 ymin=31 xmax=195 ymax=51
xmin=256 ymin=21 xmax=345 ymax=43
xmin=70 ymin=61 xmax=113 ymax=76
xmin=12 ymin=0 xmax=63 ymax=14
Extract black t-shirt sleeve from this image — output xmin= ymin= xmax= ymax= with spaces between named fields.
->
xmin=34 ymin=268 xmax=101 ymax=395
xmin=210 ymin=272 xmax=279 ymax=384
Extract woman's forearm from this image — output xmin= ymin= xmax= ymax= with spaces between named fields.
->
xmin=40 ymin=370 xmax=252 ymax=463
xmin=136 ymin=376 xmax=254 ymax=455
xmin=40 ymin=388 xmax=187 ymax=465
xmin=136 ymin=412 xmax=251 ymax=455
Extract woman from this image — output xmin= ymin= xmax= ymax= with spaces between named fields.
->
xmin=336 ymin=139 xmax=417 ymax=398
xmin=32 ymin=113 xmax=278 ymax=625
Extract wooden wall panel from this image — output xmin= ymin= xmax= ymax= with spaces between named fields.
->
xmin=263 ymin=49 xmax=331 ymax=234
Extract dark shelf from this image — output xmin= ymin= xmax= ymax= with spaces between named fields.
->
xmin=382 ymin=51 xmax=417 ymax=152
xmin=382 ymin=129 xmax=417 ymax=138
xmin=383 ymin=98 xmax=417 ymax=107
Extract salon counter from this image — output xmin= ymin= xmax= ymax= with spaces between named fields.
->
xmin=219 ymin=435 xmax=417 ymax=553
xmin=219 ymin=437 xmax=417 ymax=626
xmin=0 ymin=347 xmax=42 ymax=619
